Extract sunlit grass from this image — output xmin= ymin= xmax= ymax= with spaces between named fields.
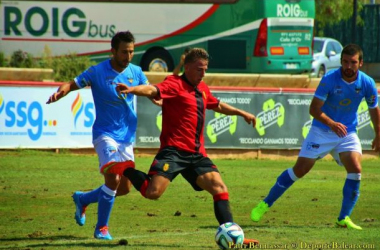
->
xmin=0 ymin=150 xmax=379 ymax=249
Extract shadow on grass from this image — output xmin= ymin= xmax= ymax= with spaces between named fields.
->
xmin=0 ymin=235 xmax=210 ymax=249
xmin=0 ymin=235 xmax=87 ymax=242
xmin=0 ymin=235 xmax=115 ymax=249
xmin=129 ymin=243 xmax=209 ymax=249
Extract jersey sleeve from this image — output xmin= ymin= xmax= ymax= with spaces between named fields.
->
xmin=155 ymin=76 xmax=180 ymax=99
xmin=364 ymin=78 xmax=378 ymax=109
xmin=138 ymin=67 xmax=150 ymax=86
xmin=206 ymin=88 xmax=220 ymax=109
xmin=314 ymin=76 xmax=332 ymax=101
xmin=74 ymin=66 xmax=96 ymax=89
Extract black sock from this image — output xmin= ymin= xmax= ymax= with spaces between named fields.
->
xmin=214 ymin=200 xmax=233 ymax=224
xmin=123 ymin=168 xmax=150 ymax=191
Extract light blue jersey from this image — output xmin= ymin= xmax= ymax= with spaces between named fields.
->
xmin=313 ymin=68 xmax=378 ymax=133
xmin=75 ymin=60 xmax=149 ymax=142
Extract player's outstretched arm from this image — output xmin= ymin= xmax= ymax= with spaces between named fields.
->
xmin=213 ymin=102 xmax=256 ymax=128
xmin=369 ymin=107 xmax=380 ymax=152
xmin=116 ymin=83 xmax=158 ymax=98
xmin=46 ymin=81 xmax=79 ymax=104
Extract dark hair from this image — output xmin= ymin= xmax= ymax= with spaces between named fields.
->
xmin=184 ymin=47 xmax=191 ymax=54
xmin=111 ymin=31 xmax=135 ymax=50
xmin=184 ymin=48 xmax=209 ymax=64
xmin=341 ymin=44 xmax=363 ymax=62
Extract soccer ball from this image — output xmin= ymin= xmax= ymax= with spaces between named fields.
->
xmin=215 ymin=222 xmax=244 ymax=249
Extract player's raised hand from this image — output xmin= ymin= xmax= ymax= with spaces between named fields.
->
xmin=116 ymin=83 xmax=131 ymax=95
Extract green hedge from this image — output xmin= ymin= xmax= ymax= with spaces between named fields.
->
xmin=1 ymin=48 xmax=96 ymax=82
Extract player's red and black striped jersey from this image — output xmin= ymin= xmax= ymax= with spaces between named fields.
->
xmin=154 ymin=74 xmax=219 ymax=156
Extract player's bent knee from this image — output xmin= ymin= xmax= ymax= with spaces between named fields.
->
xmin=104 ymin=173 xmax=122 ymax=190
xmin=116 ymin=188 xmax=130 ymax=196
xmin=145 ymin=191 xmax=162 ymax=200
xmin=207 ymin=182 xmax=228 ymax=195
xmin=293 ymin=165 xmax=311 ymax=178
xmin=145 ymin=187 xmax=164 ymax=199
xmin=216 ymin=182 xmax=228 ymax=192
xmin=116 ymin=176 xmax=132 ymax=196
xmin=294 ymin=169 xmax=308 ymax=178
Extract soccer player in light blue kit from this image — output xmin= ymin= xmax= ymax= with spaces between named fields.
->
xmin=47 ymin=31 xmax=152 ymax=239
xmin=250 ymin=44 xmax=380 ymax=229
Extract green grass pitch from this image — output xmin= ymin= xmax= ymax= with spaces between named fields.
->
xmin=0 ymin=150 xmax=379 ymax=249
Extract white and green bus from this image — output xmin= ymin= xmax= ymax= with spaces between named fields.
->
xmin=1 ymin=0 xmax=315 ymax=74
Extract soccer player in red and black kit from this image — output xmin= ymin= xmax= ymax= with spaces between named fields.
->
xmin=105 ymin=48 xmax=258 ymax=246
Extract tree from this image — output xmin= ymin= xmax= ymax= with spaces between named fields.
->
xmin=315 ymin=0 xmax=364 ymax=36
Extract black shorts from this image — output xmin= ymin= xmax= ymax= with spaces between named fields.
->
xmin=148 ymin=147 xmax=219 ymax=191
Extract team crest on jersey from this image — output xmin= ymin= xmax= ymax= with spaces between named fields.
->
xmin=163 ymin=163 xmax=169 ymax=172
xmin=128 ymin=78 xmax=133 ymax=84
xmin=106 ymin=79 xmax=114 ymax=85
xmin=333 ymin=86 xmax=343 ymax=95
xmin=117 ymin=93 xmax=128 ymax=100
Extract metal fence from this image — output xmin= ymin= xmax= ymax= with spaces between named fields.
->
xmin=316 ymin=4 xmax=380 ymax=63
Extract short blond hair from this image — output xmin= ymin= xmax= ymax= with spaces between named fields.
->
xmin=184 ymin=48 xmax=209 ymax=64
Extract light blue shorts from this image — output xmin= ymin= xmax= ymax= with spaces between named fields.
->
xmin=299 ymin=126 xmax=362 ymax=166
xmin=93 ymin=136 xmax=134 ymax=170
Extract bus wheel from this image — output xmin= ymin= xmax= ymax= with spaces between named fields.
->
xmin=317 ymin=65 xmax=325 ymax=78
xmin=141 ymin=50 xmax=173 ymax=72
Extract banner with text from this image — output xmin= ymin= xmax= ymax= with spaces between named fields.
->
xmin=135 ymin=91 xmax=377 ymax=150
xmin=0 ymin=86 xmax=94 ymax=148
xmin=0 ymin=86 xmax=376 ymax=150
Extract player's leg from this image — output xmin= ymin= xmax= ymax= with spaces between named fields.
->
xmin=94 ymin=173 xmax=119 ymax=240
xmin=189 ymin=160 xmax=259 ymax=246
xmin=116 ymin=175 xmax=132 ymax=196
xmin=144 ymin=175 xmax=171 ymax=199
xmin=123 ymin=167 xmax=152 ymax=196
xmin=72 ymin=137 xmax=122 ymax=227
xmin=180 ymin=154 xmax=232 ymax=224
xmin=196 ymin=171 xmax=232 ymax=224
xmin=99 ymin=139 xmax=135 ymax=176
xmin=123 ymin=147 xmax=178 ymax=199
xmin=124 ymin=168 xmax=171 ymax=198
xmin=250 ymin=157 xmax=316 ymax=222
xmin=73 ymin=174 xmax=130 ymax=227
xmin=114 ymin=141 xmax=134 ymax=197
xmin=93 ymin=137 xmax=134 ymax=240
xmin=267 ymin=157 xmax=315 ymax=205
xmin=251 ymin=126 xmax=332 ymax=222
xmin=335 ymin=134 xmax=363 ymax=230
xmin=336 ymin=152 xmax=362 ymax=229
